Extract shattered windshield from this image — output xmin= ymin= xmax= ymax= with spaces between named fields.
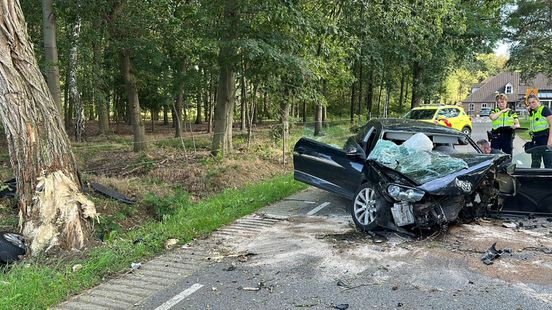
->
xmin=367 ymin=133 xmax=469 ymax=184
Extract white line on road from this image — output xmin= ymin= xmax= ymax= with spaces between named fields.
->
xmin=307 ymin=202 xmax=330 ymax=215
xmin=154 ymin=283 xmax=204 ymax=310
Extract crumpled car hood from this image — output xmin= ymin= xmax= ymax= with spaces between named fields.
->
xmin=418 ymin=154 xmax=510 ymax=195
xmin=368 ymin=153 xmax=510 ymax=196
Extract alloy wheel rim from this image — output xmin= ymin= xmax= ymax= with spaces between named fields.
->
xmin=354 ymin=187 xmax=377 ymax=225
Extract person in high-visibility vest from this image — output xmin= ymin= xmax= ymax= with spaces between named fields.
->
xmin=488 ymin=93 xmax=520 ymax=154
xmin=527 ymin=94 xmax=552 ymax=168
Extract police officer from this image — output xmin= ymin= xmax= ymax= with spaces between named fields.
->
xmin=488 ymin=93 xmax=520 ymax=154
xmin=527 ymin=94 xmax=552 ymax=168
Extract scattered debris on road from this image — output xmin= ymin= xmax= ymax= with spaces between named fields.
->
xmin=480 ymin=242 xmax=512 ymax=265
xmin=164 ymin=238 xmax=179 ymax=250
xmin=130 ymin=262 xmax=142 ymax=270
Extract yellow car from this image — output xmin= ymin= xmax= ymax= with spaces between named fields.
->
xmin=403 ymin=105 xmax=473 ymax=135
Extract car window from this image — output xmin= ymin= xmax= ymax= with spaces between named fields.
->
xmin=436 ymin=109 xmax=447 ymax=117
xmin=404 ymin=109 xmax=437 ymax=120
xmin=448 ymin=108 xmax=460 ymax=118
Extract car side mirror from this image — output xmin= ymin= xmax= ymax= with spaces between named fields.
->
xmin=344 ymin=137 xmax=366 ymax=160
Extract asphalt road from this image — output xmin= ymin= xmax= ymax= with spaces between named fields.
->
xmin=60 ymin=119 xmax=552 ymax=310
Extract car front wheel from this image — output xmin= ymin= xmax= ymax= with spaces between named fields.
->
xmin=462 ymin=126 xmax=472 ymax=136
xmin=351 ymin=182 xmax=390 ymax=231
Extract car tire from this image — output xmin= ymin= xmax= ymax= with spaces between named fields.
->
xmin=462 ymin=126 xmax=472 ymax=136
xmin=351 ymin=182 xmax=390 ymax=231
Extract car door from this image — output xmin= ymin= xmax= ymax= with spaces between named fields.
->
xmin=293 ymin=133 xmax=368 ymax=200
xmin=502 ymin=168 xmax=552 ymax=214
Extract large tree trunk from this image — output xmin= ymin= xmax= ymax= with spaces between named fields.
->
xmin=0 ymin=1 xmax=97 ymax=254
xmin=398 ymin=72 xmax=405 ymax=114
xmin=121 ymin=50 xmax=145 ymax=152
xmin=68 ymin=18 xmax=85 ymax=142
xmin=411 ymin=62 xmax=421 ymax=109
xmin=211 ymin=0 xmax=238 ymax=156
xmin=93 ymin=32 xmax=109 ymax=135
xmin=350 ymin=62 xmax=357 ymax=124
xmin=174 ymin=60 xmax=186 ymax=138
xmin=366 ymin=63 xmax=374 ymax=119
xmin=280 ymin=97 xmax=290 ymax=164
xmin=41 ymin=0 xmax=62 ymax=114
xmin=239 ymin=65 xmax=246 ymax=131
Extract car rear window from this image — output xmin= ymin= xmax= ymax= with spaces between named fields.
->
xmin=404 ymin=109 xmax=436 ymax=120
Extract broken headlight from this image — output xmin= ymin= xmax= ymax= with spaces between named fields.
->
xmin=387 ymin=184 xmax=425 ymax=202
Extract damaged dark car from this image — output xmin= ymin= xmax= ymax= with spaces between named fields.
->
xmin=293 ymin=119 xmax=518 ymax=233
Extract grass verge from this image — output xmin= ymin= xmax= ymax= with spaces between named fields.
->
xmin=0 ymin=174 xmax=307 ymax=310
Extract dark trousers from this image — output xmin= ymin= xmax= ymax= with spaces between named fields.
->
xmin=531 ymin=136 xmax=552 ymax=168
xmin=490 ymin=133 xmax=513 ymax=155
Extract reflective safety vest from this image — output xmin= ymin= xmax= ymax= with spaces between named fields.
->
xmin=530 ymin=105 xmax=550 ymax=133
xmin=491 ymin=108 xmax=517 ymax=130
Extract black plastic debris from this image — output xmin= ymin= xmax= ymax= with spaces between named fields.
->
xmin=88 ymin=182 xmax=135 ymax=204
xmin=0 ymin=179 xmax=16 ymax=199
xmin=480 ymin=242 xmax=512 ymax=265
xmin=333 ymin=304 xmax=349 ymax=310
xmin=0 ymin=232 xmax=26 ymax=264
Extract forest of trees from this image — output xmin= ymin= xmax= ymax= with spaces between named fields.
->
xmin=19 ymin=0 xmax=512 ymax=153
xmin=0 ymin=0 xmax=550 ymax=253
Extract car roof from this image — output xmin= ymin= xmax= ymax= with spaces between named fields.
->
xmin=411 ymin=105 xmax=464 ymax=110
xmin=368 ymin=118 xmax=465 ymax=136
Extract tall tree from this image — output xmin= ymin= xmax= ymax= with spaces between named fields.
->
xmin=41 ymin=0 xmax=62 ymax=113
xmin=211 ymin=0 xmax=238 ymax=156
xmin=507 ymin=0 xmax=552 ymax=78
xmin=0 ymin=0 xmax=97 ymax=254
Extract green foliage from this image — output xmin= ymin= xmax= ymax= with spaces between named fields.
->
xmin=142 ymin=189 xmax=192 ymax=220
xmin=506 ymin=0 xmax=552 ymax=79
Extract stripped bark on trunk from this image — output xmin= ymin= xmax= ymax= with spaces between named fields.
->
xmin=0 ymin=1 xmax=97 ymax=254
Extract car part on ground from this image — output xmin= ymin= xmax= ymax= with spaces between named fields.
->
xmin=480 ymin=242 xmax=512 ymax=265
xmin=0 ymin=179 xmax=16 ymax=198
xmin=0 ymin=232 xmax=26 ymax=264
xmin=86 ymin=182 xmax=135 ymax=204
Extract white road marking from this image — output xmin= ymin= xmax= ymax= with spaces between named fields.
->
xmin=154 ymin=283 xmax=204 ymax=310
xmin=307 ymin=202 xmax=330 ymax=215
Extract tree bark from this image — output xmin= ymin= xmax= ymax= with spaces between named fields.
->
xmin=121 ymin=50 xmax=145 ymax=151
xmin=398 ymin=72 xmax=405 ymax=114
xmin=41 ymin=0 xmax=62 ymax=114
xmin=0 ymin=0 xmax=97 ymax=254
xmin=350 ymin=62 xmax=357 ymax=124
xmin=280 ymin=97 xmax=290 ymax=164
xmin=211 ymin=0 xmax=238 ymax=156
xmin=93 ymin=32 xmax=109 ymax=135
xmin=68 ymin=17 xmax=85 ymax=142
xmin=411 ymin=62 xmax=421 ymax=109
xmin=239 ymin=65 xmax=246 ymax=131
xmin=195 ymin=89 xmax=202 ymax=124
xmin=174 ymin=60 xmax=186 ymax=138
xmin=366 ymin=63 xmax=374 ymax=120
